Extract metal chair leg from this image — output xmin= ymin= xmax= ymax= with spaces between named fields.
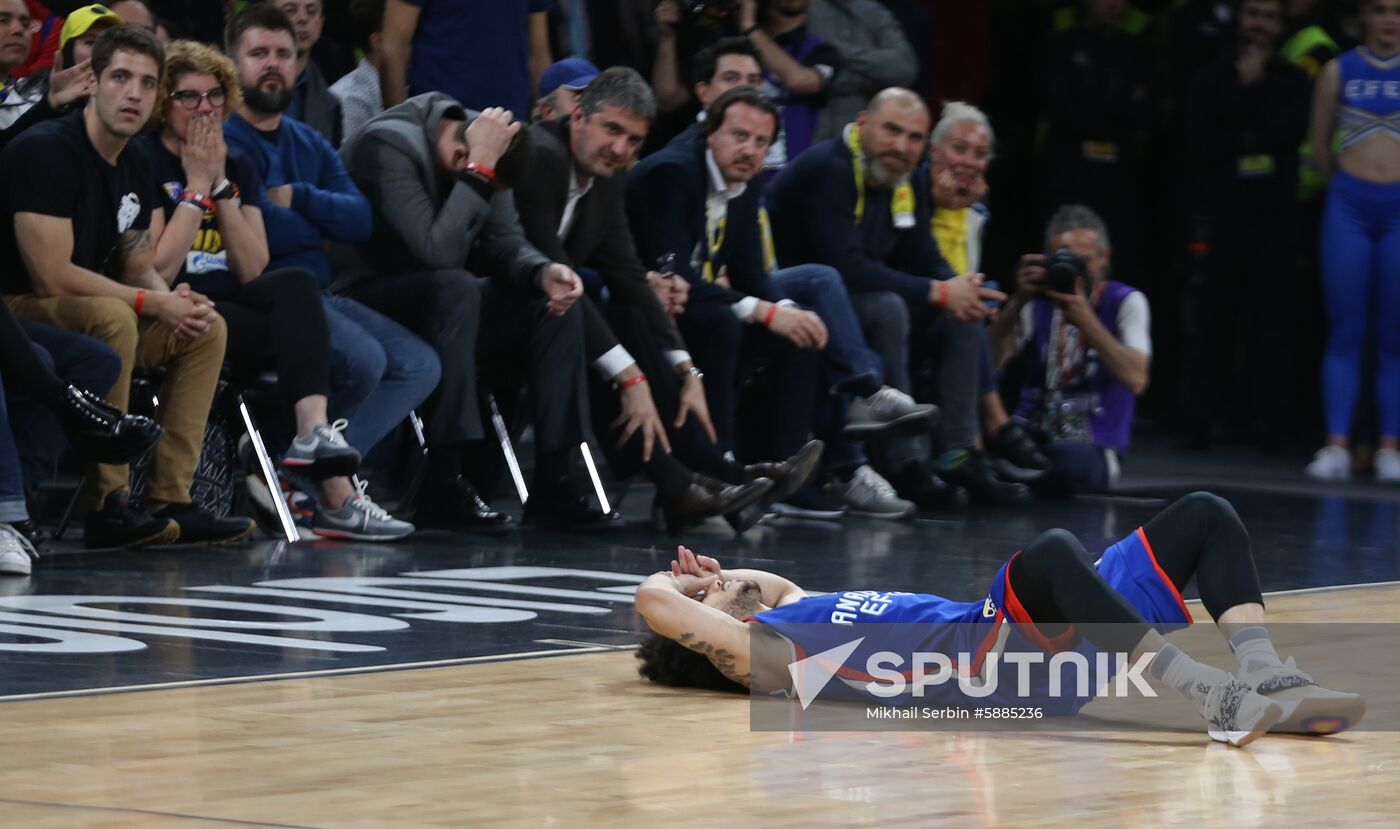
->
xmin=52 ymin=476 xmax=86 ymax=541
xmin=488 ymin=393 xmax=529 ymax=505
xmin=236 ymin=394 xmax=300 ymax=543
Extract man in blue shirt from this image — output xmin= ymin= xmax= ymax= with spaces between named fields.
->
xmin=380 ymin=0 xmax=553 ymax=116
xmin=222 ymin=4 xmax=440 ymax=523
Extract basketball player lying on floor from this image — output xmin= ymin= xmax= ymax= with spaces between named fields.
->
xmin=635 ymin=492 xmax=1364 ymax=747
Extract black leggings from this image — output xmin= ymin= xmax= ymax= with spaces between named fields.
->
xmin=1007 ymin=492 xmax=1265 ymax=653
xmin=216 ymin=268 xmax=331 ymax=410
xmin=0 ymin=299 xmax=65 ymax=406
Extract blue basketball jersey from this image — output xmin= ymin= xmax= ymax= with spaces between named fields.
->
xmin=1337 ymin=47 xmax=1400 ymax=151
xmin=747 ymin=527 xmax=1193 ymax=712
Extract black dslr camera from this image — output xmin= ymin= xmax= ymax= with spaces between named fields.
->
xmin=1042 ymin=248 xmax=1088 ymax=296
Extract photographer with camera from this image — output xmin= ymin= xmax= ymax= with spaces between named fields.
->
xmin=989 ymin=205 xmax=1151 ymax=495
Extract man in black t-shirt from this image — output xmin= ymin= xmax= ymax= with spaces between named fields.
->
xmin=0 ymin=25 xmax=254 ymax=549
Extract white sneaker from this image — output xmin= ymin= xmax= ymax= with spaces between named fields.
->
xmin=843 ymin=387 xmax=938 ymax=437
xmin=1305 ymin=445 xmax=1351 ymax=481
xmin=0 ymin=523 xmax=37 ymax=576
xmin=312 ymin=477 xmax=415 ymax=542
xmin=839 ymin=465 xmax=915 ymax=520
xmin=1376 ymin=448 xmax=1400 ymax=484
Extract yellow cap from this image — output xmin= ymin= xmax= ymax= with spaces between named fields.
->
xmin=60 ymin=5 xmax=124 ymax=49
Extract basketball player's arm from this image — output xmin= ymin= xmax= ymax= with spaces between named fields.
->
xmin=1308 ymin=59 xmax=1340 ymax=179
xmin=718 ymin=569 xmax=807 ymax=608
xmin=635 ymin=572 xmax=752 ymax=686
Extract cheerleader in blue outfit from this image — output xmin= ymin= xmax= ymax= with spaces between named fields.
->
xmin=1308 ymin=0 xmax=1400 ymax=482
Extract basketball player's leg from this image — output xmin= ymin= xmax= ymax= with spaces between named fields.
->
xmin=1136 ymin=492 xmax=1365 ymax=735
xmin=1007 ymin=529 xmax=1282 ymax=746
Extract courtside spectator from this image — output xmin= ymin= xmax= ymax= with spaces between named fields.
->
xmin=767 ymin=88 xmax=1026 ymax=508
xmin=141 ymin=39 xmax=414 ymax=541
xmin=380 ymin=0 xmax=553 ymax=115
xmin=516 ymin=67 xmax=812 ymax=533
xmin=222 ymin=4 xmax=440 ymax=521
xmin=741 ymin=0 xmax=841 ymax=170
xmin=108 ymin=0 xmax=151 ymax=31
xmin=0 ymin=2 xmax=114 ymax=130
xmin=339 ymin=95 xmax=621 ymax=531
xmin=1 ymin=25 xmax=254 ymax=547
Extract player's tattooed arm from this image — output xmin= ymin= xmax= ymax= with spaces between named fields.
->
xmin=677 ymin=632 xmax=749 ymax=686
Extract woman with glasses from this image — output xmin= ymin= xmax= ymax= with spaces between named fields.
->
xmin=137 ymin=40 xmax=415 ymax=541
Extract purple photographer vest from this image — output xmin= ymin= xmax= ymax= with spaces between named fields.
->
xmin=1015 ymin=280 xmax=1138 ymax=454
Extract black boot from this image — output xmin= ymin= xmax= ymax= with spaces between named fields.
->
xmin=719 ymin=439 xmax=825 ymax=503
xmin=938 ymin=449 xmax=1033 ymax=506
xmin=986 ymin=418 xmax=1052 ymax=482
xmin=58 ymin=385 xmax=163 ymax=464
xmin=889 ymin=459 xmax=969 ymax=511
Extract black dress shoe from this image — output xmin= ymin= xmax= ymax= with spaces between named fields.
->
xmin=10 ymin=519 xmax=48 ymax=550
xmin=722 ymin=440 xmax=824 ymax=503
xmin=523 ymin=490 xmax=623 ymax=531
xmin=416 ymin=475 xmax=515 ymax=532
xmin=58 ymin=385 xmax=163 ymax=464
xmin=986 ymin=419 xmax=1052 ymax=482
xmin=655 ymin=477 xmax=775 ymax=534
xmin=889 ymin=460 xmax=969 ymax=511
xmin=938 ymin=450 xmax=1033 ymax=506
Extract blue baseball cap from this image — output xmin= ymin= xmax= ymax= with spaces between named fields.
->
xmin=539 ymin=57 xmax=601 ymax=98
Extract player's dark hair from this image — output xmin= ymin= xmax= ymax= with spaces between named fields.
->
xmin=701 ymin=85 xmax=780 ymax=143
xmin=635 ymin=633 xmax=747 ymax=693
xmin=92 ymin=24 xmax=165 ymax=82
xmin=225 ymin=2 xmax=296 ymax=53
xmin=690 ymin=36 xmax=762 ymax=87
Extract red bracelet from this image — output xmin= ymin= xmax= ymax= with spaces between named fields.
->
xmin=937 ymin=280 xmax=949 ymax=308
xmin=762 ymin=303 xmax=778 ymax=327
xmin=133 ymin=288 xmax=146 ymax=315
xmin=619 ymin=373 xmax=647 ymax=390
xmin=465 ymin=162 xmax=496 ymax=182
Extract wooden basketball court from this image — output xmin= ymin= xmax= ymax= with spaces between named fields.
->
xmin=1 ymin=583 xmax=1394 ymax=828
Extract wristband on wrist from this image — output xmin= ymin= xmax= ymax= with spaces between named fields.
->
xmin=619 ymin=373 xmax=647 ymax=390
xmin=762 ymin=303 xmax=778 ymax=327
xmin=937 ymin=280 xmax=949 ymax=308
xmin=211 ymin=178 xmax=240 ymax=201
xmin=133 ymin=289 xmax=146 ymax=315
xmin=183 ymin=192 xmax=216 ymax=214
xmin=464 ymin=162 xmax=496 ymax=182
xmin=742 ymin=23 xmax=761 ymax=36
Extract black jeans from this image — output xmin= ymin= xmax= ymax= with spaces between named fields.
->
xmin=217 ymin=267 xmax=331 ymax=409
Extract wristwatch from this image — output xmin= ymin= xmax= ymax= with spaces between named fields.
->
xmin=682 ymin=365 xmax=704 ymax=381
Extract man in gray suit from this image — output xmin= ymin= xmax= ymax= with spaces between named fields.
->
xmin=336 ymin=93 xmax=617 ymax=530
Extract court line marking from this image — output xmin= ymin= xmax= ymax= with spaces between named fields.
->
xmin=0 ymin=797 xmax=323 ymax=828
xmin=0 ymin=645 xmax=617 ymax=703
xmin=2 ymin=581 xmax=1396 ymax=704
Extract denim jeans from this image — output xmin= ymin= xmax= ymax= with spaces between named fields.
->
xmin=322 ymin=294 xmax=441 ymax=455
xmin=770 ymin=264 xmax=883 ymax=473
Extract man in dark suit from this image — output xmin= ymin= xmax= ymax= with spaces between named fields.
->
xmin=627 ymin=87 xmax=934 ymax=519
xmin=336 ymin=92 xmax=615 ymax=531
xmin=515 ymin=68 xmax=816 ymax=532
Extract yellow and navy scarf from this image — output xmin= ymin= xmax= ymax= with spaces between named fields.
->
xmin=845 ymin=123 xmax=916 ymax=229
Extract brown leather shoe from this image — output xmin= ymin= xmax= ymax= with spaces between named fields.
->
xmin=725 ymin=440 xmax=824 ymax=502
xmin=656 ymin=477 xmax=775 ymax=534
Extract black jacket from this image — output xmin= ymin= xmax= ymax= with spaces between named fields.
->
xmin=625 ymin=129 xmax=780 ymax=310
xmin=516 ymin=118 xmax=686 ymax=363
